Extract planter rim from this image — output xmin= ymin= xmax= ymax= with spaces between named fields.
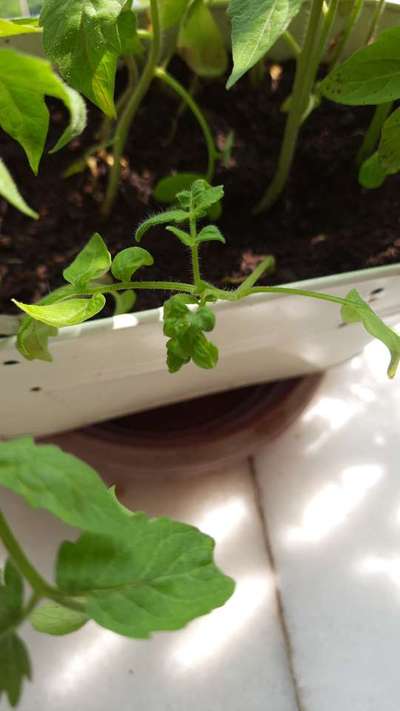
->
xmin=1 ymin=261 xmax=399 ymax=350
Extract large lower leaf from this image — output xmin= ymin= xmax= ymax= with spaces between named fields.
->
xmin=0 ymin=49 xmax=86 ymax=173
xmin=159 ymin=0 xmax=190 ymax=30
xmin=40 ymin=0 xmax=138 ymax=117
xmin=377 ymin=107 xmax=400 ymax=174
xmin=13 ymin=294 xmax=106 ymax=328
xmin=0 ymin=19 xmax=41 ymax=37
xmin=0 ymin=160 xmax=38 ymax=219
xmin=227 ymin=0 xmax=304 ymax=89
xmin=321 ymin=27 xmax=400 ymax=105
xmin=56 ymin=518 xmax=235 ymax=638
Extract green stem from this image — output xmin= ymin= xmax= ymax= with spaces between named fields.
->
xmin=247 ymin=285 xmax=349 ymax=306
xmin=87 ymin=280 xmax=196 ymax=295
xmin=189 ymin=205 xmax=202 ymax=288
xmin=254 ymin=0 xmax=326 ymax=213
xmin=366 ymin=0 xmax=386 ymax=43
xmin=0 ymin=509 xmax=86 ymax=613
xmin=357 ymin=101 xmax=392 ymax=166
xmin=101 ymin=0 xmax=161 ymax=217
xmin=282 ymin=31 xmax=301 ymax=59
xmin=329 ymin=0 xmax=365 ymax=68
xmin=154 ymin=67 xmax=216 ymax=183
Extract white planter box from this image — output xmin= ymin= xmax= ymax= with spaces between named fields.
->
xmin=1 ymin=264 xmax=400 ymax=438
xmin=1 ymin=2 xmax=400 ymax=438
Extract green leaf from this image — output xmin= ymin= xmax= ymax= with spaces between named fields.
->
xmin=13 ymin=294 xmax=106 ymax=328
xmin=177 ymin=179 xmax=224 ymax=215
xmin=31 ymin=603 xmax=88 ymax=636
xmin=111 ymin=247 xmax=154 ymax=282
xmin=135 ymin=210 xmax=189 ymax=242
xmin=16 ymin=319 xmax=58 ymax=362
xmin=166 ymin=226 xmax=193 ymax=247
xmin=196 ymin=225 xmax=225 ymax=245
xmin=40 ymin=0 xmax=136 ymax=117
xmin=153 ymin=172 xmax=204 ymax=204
xmin=320 ymin=27 xmax=400 ymax=105
xmin=377 ymin=107 xmax=400 ymax=174
xmin=0 ymin=49 xmax=86 ymax=174
xmin=0 ymin=561 xmax=23 ymax=636
xmin=178 ymin=0 xmax=227 ymax=77
xmin=163 ymin=296 xmax=219 ymax=373
xmin=112 ymin=290 xmax=137 ymax=315
xmin=358 ymin=151 xmax=386 ymax=188
xmin=0 ymin=160 xmax=38 ymax=219
xmin=341 ymin=289 xmax=400 ymax=377
xmin=227 ymin=0 xmax=305 ymax=89
xmin=56 ymin=517 xmax=235 ymax=639
xmin=0 ymin=19 xmax=41 ymax=37
xmin=0 ymin=634 xmax=31 ymax=708
xmin=63 ymin=234 xmax=111 ymax=287
xmin=0 ymin=437 xmax=134 ymax=535
xmin=159 ymin=0 xmax=190 ymax=30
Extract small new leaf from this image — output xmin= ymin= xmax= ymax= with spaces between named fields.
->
xmin=56 ymin=517 xmax=235 ymax=638
xmin=163 ymin=295 xmax=218 ymax=373
xmin=13 ymin=295 xmax=106 ymax=328
xmin=31 ymin=603 xmax=88 ymax=636
xmin=135 ymin=210 xmax=189 ymax=242
xmin=112 ymin=290 xmax=136 ymax=315
xmin=111 ymin=247 xmax=154 ymax=282
xmin=196 ymin=225 xmax=225 ymax=245
xmin=0 ymin=634 xmax=31 ymax=708
xmin=177 ymin=180 xmax=224 ymax=215
xmin=63 ymin=234 xmax=111 ymax=287
xmin=341 ymin=289 xmax=400 ymax=377
xmin=166 ymin=226 xmax=193 ymax=247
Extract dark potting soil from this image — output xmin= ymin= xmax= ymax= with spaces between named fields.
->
xmin=1 ymin=59 xmax=400 ymax=316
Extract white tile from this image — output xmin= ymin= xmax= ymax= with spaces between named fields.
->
xmin=0 ymin=461 xmax=297 ymax=711
xmin=255 ymin=338 xmax=400 ymax=711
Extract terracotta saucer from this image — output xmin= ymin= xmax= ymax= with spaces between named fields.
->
xmin=47 ymin=374 xmax=322 ymax=480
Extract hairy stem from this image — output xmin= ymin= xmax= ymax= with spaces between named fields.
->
xmin=101 ymin=0 xmax=161 ymax=217
xmin=357 ymin=101 xmax=392 ymax=166
xmin=87 ymin=280 xmax=196 ymax=295
xmin=329 ymin=0 xmax=365 ymax=68
xmin=155 ymin=67 xmax=216 ymax=182
xmin=189 ymin=204 xmax=202 ymax=289
xmin=254 ymin=0 xmax=326 ymax=213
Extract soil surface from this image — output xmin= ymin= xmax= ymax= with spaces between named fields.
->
xmin=1 ymin=59 xmax=400 ymax=315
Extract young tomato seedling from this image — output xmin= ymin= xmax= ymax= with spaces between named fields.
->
xmin=13 ymin=180 xmax=400 ymax=379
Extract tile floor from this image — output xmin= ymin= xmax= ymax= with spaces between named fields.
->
xmin=1 ymin=334 xmax=400 ymax=710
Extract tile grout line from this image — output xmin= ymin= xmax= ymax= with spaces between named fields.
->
xmin=248 ymin=455 xmax=307 ymax=711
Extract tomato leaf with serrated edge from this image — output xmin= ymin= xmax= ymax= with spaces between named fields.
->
xmin=163 ymin=295 xmax=218 ymax=373
xmin=56 ymin=518 xmax=234 ymax=639
xmin=341 ymin=289 xmax=400 ymax=377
